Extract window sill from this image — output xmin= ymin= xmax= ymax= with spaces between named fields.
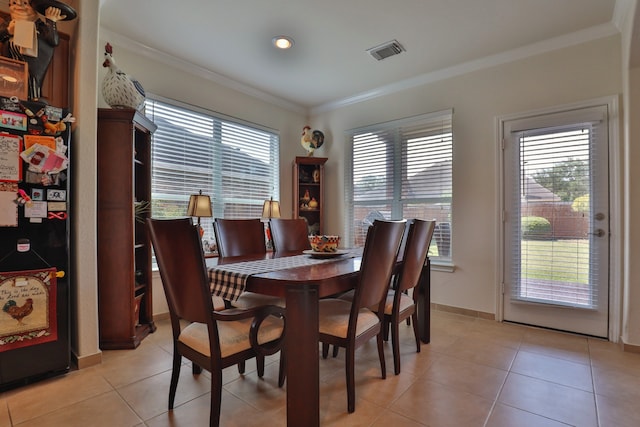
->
xmin=431 ymin=260 xmax=456 ymax=273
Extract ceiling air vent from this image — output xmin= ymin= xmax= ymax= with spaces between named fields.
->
xmin=367 ymin=40 xmax=405 ymax=61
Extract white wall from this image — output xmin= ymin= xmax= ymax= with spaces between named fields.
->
xmin=71 ymin=0 xmax=101 ymax=365
xmin=312 ymin=36 xmax=622 ymax=319
xmin=623 ymin=66 xmax=640 ymax=347
xmin=621 ymin=0 xmax=640 ymax=348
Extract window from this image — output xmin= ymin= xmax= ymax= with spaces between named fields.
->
xmin=344 ymin=109 xmax=453 ymax=261
xmin=145 ymin=96 xmax=280 ymax=246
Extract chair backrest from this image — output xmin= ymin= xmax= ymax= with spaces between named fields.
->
xmin=269 ymin=218 xmax=311 ymax=253
xmin=213 ymin=218 xmax=267 ymax=257
xmin=396 ymin=219 xmax=414 ymax=262
xmin=396 ymin=219 xmax=436 ymax=293
xmin=147 ymin=218 xmax=214 ymax=326
xmin=354 ymin=220 xmax=406 ymax=311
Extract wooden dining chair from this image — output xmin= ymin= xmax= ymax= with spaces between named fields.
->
xmin=147 ymin=218 xmax=286 ymax=427
xmin=389 ymin=219 xmax=416 ymax=332
xmin=331 ymin=219 xmax=413 ymax=358
xmin=382 ymin=219 xmax=435 ymax=375
xmin=213 ymin=218 xmax=267 ymax=257
xmin=268 ymin=218 xmax=311 ymax=253
xmin=318 ymin=219 xmax=405 ymax=413
xmin=213 ymin=217 xmax=287 ymax=377
xmin=213 ymin=218 xmax=285 ymax=308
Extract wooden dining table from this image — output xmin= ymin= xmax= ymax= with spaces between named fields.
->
xmin=205 ymin=251 xmax=431 ymax=427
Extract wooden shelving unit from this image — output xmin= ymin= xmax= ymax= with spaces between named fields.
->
xmin=97 ymin=108 xmax=157 ymax=349
xmin=293 ymin=156 xmax=327 ymax=235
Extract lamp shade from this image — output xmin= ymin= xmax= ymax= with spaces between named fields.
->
xmin=262 ymin=198 xmax=281 ymax=219
xmin=187 ymin=191 xmax=213 ymax=218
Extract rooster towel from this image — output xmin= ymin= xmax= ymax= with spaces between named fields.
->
xmin=0 ymin=267 xmax=57 ymax=352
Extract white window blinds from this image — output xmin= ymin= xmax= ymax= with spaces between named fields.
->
xmin=145 ymin=97 xmax=280 ymax=243
xmin=505 ymin=106 xmax=607 ymax=308
xmin=345 ymin=110 xmax=453 ymax=261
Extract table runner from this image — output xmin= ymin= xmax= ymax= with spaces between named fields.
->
xmin=209 ymin=252 xmax=357 ymax=301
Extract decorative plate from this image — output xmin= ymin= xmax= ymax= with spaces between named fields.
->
xmin=302 ymin=249 xmax=349 ymax=259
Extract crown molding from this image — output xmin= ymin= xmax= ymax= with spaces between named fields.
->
xmin=311 ymin=22 xmax=620 ymax=115
xmin=99 ymin=28 xmax=307 ymax=115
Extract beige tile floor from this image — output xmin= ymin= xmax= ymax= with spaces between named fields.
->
xmin=2 ymin=310 xmax=640 ymax=426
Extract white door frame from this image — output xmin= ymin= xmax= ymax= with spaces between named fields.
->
xmin=495 ymin=95 xmax=621 ymax=341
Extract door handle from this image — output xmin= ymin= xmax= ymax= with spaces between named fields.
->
xmin=590 ymin=229 xmax=605 ymax=237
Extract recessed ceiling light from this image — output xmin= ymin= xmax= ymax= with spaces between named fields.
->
xmin=273 ymin=36 xmax=294 ymax=50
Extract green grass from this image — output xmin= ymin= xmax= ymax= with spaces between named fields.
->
xmin=430 ymin=238 xmax=590 ymax=285
xmin=521 ymin=239 xmax=590 ymax=284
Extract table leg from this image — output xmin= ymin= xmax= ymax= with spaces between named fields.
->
xmin=416 ymin=258 xmax=431 ymax=343
xmin=285 ymin=285 xmax=319 ymax=427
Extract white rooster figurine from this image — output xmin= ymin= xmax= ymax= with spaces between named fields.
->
xmin=301 ymin=126 xmax=325 ymax=156
xmin=101 ymin=43 xmax=146 ymax=110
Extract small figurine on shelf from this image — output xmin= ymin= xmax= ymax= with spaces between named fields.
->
xmin=308 ymin=197 xmax=318 ymax=210
xmin=312 ymin=166 xmax=320 ymax=183
xmin=300 ymin=189 xmax=311 ymax=209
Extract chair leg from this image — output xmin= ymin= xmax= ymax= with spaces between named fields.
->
xmin=257 ymin=355 xmax=265 ymax=378
xmin=346 ymin=344 xmax=356 ymax=413
xmin=278 ymin=352 xmax=286 ymax=387
xmin=411 ymin=311 xmax=421 ymax=353
xmin=237 ymin=361 xmax=245 ymax=374
xmin=168 ymin=352 xmax=182 ymax=409
xmin=332 ymin=345 xmax=340 ymax=358
xmin=377 ymin=331 xmax=386 ymax=379
xmin=382 ymin=318 xmax=390 ymax=341
xmin=392 ymin=318 xmax=401 ymax=375
xmin=322 ymin=342 xmax=329 ymax=359
xmin=404 ymin=290 xmax=411 ymax=326
xmin=192 ymin=362 xmax=202 ymax=375
xmin=210 ymin=370 xmax=223 ymax=427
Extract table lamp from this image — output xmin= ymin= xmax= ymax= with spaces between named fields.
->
xmin=262 ymin=196 xmax=281 ymax=220
xmin=262 ymin=196 xmax=281 ymax=249
xmin=187 ymin=190 xmax=213 ymax=237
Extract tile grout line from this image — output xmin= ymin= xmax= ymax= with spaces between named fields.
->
xmin=482 ymin=334 xmax=521 ymax=427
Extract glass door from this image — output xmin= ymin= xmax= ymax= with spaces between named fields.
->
xmin=502 ymin=104 xmax=610 ymax=338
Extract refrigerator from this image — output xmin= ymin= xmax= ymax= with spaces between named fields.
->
xmin=0 ymin=96 xmax=72 ymax=390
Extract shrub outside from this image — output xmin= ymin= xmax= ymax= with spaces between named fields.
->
xmin=522 ymin=216 xmax=552 ymax=239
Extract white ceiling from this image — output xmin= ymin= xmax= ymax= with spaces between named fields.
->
xmin=100 ymin=0 xmax=623 ymax=113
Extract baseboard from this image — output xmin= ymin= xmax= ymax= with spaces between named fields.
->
xmin=622 ymin=341 xmax=640 ymax=354
xmin=153 ymin=312 xmax=170 ymax=321
xmin=71 ymin=314 xmax=170 ymax=372
xmin=73 ymin=351 xmax=102 ymax=370
xmin=430 ymin=303 xmax=640 ymax=354
xmin=430 ymin=302 xmax=495 ymax=320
